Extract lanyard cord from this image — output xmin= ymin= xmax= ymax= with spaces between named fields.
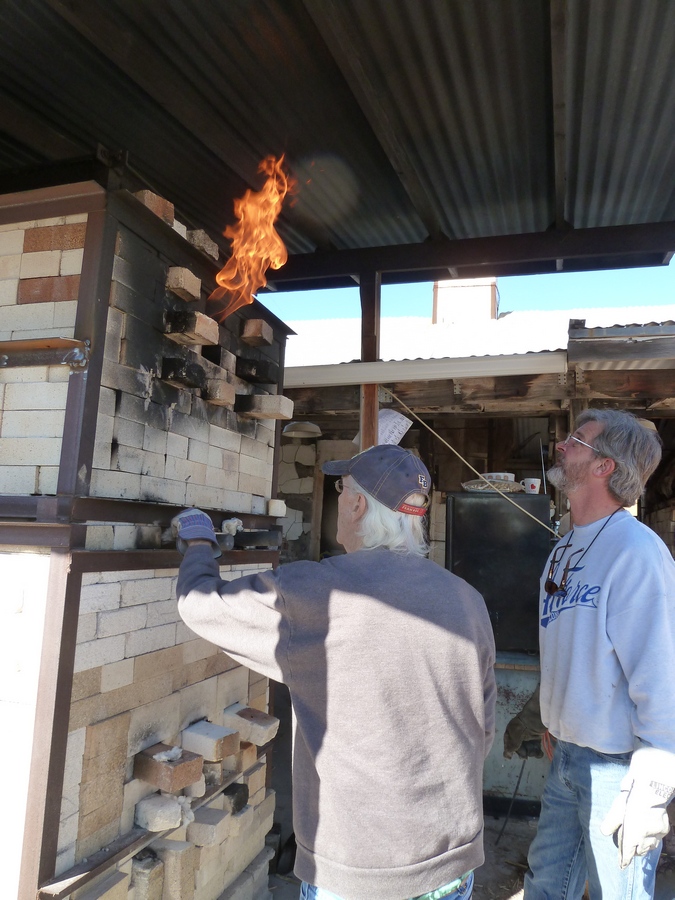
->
xmin=384 ymin=388 xmax=559 ymax=537
xmin=551 ymin=507 xmax=621 ymax=586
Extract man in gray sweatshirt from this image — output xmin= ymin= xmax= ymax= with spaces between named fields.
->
xmin=175 ymin=444 xmax=496 ymax=900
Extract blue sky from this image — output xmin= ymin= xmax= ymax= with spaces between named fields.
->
xmin=259 ymin=262 xmax=675 ymax=321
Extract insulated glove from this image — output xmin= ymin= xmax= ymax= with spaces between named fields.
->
xmin=171 ymin=508 xmax=221 ymax=557
xmin=503 ymin=684 xmax=546 ymax=760
xmin=600 ymin=747 xmax=675 ymax=869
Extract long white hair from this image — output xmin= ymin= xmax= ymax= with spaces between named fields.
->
xmin=355 ymin=484 xmax=429 ymax=557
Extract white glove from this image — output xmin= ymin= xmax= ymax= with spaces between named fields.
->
xmin=171 ymin=508 xmax=221 ymax=557
xmin=600 ymin=781 xmax=673 ymax=868
xmin=600 ymin=747 xmax=675 ymax=869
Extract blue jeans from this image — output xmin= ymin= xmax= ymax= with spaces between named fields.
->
xmin=524 ymin=740 xmax=660 ymax=900
xmin=300 ymin=872 xmax=474 ymax=900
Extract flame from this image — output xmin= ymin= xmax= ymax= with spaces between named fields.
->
xmin=209 ymin=155 xmax=294 ymax=320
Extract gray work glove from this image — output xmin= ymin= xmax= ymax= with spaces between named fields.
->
xmin=503 ymin=684 xmax=546 ymax=760
xmin=600 ymin=747 xmax=675 ymax=869
xmin=171 ymin=508 xmax=221 ymax=557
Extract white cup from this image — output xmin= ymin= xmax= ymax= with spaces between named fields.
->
xmin=520 ymin=478 xmax=541 ymax=494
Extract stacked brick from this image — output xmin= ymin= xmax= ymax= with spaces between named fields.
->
xmin=0 ymin=214 xmax=86 ymax=493
xmin=644 ymin=505 xmax=675 ymax=556
xmin=1 ymin=187 xmax=291 ymax=900
xmin=89 ymin=220 xmax=288 ymax=523
xmin=59 ymin=567 xmax=278 ymax=897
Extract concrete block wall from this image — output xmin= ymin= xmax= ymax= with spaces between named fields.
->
xmin=0 ymin=191 xmax=289 ymax=899
xmin=0 ymin=215 xmax=85 ymax=494
xmin=89 ymin=222 xmax=279 ymax=523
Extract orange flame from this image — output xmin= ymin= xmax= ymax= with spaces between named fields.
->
xmin=208 ymin=155 xmax=294 ymax=320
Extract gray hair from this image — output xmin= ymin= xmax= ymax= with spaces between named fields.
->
xmin=355 ymin=484 xmax=429 ymax=557
xmin=575 ymin=409 xmax=662 ymax=506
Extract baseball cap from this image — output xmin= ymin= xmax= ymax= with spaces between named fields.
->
xmin=322 ymin=444 xmax=431 ymax=516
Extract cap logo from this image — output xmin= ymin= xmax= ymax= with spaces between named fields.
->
xmin=418 ymin=474 xmax=428 ymax=489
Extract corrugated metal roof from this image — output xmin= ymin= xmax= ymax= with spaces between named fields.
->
xmin=0 ymin=0 xmax=673 ymax=283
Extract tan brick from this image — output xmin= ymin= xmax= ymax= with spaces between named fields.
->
xmin=84 ymin=712 xmax=131 ymax=759
xmin=182 ymin=721 xmax=240 ymax=761
xmin=241 ymin=319 xmax=273 ymax=347
xmin=75 ymin=818 xmax=121 ymax=863
xmin=205 ymin=378 xmax=235 ymax=408
xmin=24 ymin=223 xmax=87 ymax=252
xmin=238 ymin=741 xmax=258 ymax=772
xmin=81 ymin=742 xmax=128 ymax=786
xmin=236 ymin=394 xmax=293 ymax=420
xmin=69 ymin=672 xmax=173 ymax=732
xmin=131 ymin=854 xmax=164 ymax=900
xmin=71 ymin=667 xmax=102 ymax=703
xmin=187 ymin=229 xmax=219 ymax=260
xmin=19 ymin=249 xmax=60 ymax=278
xmin=80 ymin=767 xmax=126 ymax=817
xmin=78 ymin=790 xmax=123 ymax=840
xmin=151 ymin=839 xmax=195 ymax=900
xmin=242 ymin=761 xmax=266 ymax=797
xmin=165 ymin=266 xmax=201 ymax=302
xmin=134 ymin=645 xmax=184 ymax=684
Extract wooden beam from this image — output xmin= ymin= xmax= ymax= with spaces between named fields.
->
xmin=273 ymin=221 xmax=675 ymax=283
xmin=359 ymin=271 xmax=381 ymax=449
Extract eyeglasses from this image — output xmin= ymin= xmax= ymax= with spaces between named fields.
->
xmin=545 ymin=545 xmax=586 ymax=594
xmin=335 ymin=477 xmax=355 ymax=494
xmin=562 ymin=433 xmax=602 ymax=454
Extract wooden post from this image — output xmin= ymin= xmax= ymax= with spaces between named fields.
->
xmin=359 ymin=271 xmax=381 ymax=450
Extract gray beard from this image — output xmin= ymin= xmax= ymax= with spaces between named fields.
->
xmin=547 ymin=463 xmax=573 ymax=494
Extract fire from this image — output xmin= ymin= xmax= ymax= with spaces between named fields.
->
xmin=209 ymin=155 xmax=294 ymax=320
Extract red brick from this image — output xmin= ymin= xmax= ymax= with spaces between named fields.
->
xmin=23 ymin=223 xmax=87 ymax=251
xmin=133 ymin=742 xmax=203 ymax=792
xmin=18 ymin=275 xmax=80 ymax=303
xmin=134 ymin=190 xmax=174 ymax=225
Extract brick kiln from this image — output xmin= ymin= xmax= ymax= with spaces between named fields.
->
xmin=0 ymin=173 xmax=293 ymax=900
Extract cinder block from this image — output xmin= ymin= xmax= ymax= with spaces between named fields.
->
xmin=187 ymin=229 xmax=220 ymax=260
xmin=238 ymin=742 xmax=258 ymax=772
xmin=242 ymin=761 xmax=266 ymax=798
xmin=134 ymin=742 xmax=204 ymax=792
xmin=165 ymin=310 xmax=218 ymax=345
xmin=235 ymin=394 xmax=293 ymax=421
xmin=182 ymin=721 xmax=240 ymax=761
xmin=74 ymin=635 xmax=126 ymax=673
xmin=205 ymin=378 xmax=236 ymax=408
xmin=217 ymin=667 xmax=250 ymax=712
xmin=135 ymin=793 xmax=183 ymax=832
xmin=186 ymin=807 xmax=231 ymax=847
xmin=203 ymin=761 xmax=223 ymax=787
xmin=131 ymin=854 xmax=164 ymax=900
xmin=241 ymin=319 xmax=274 ymax=347
xmin=221 ymin=783 xmax=249 ymax=815
xmin=184 ymin=774 xmax=206 ymax=798
xmin=166 ymin=266 xmax=201 ymax=301
xmin=98 ymin=605 xmax=147 ymax=638
xmin=222 ymin=704 xmax=280 ymax=746
xmin=151 ymin=839 xmax=196 ymax=899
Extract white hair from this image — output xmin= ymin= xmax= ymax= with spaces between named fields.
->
xmin=355 ymin=484 xmax=429 ymax=557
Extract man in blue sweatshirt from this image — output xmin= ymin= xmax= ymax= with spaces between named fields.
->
xmin=514 ymin=411 xmax=675 ymax=900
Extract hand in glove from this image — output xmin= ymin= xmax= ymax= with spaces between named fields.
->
xmin=600 ymin=747 xmax=675 ymax=868
xmin=171 ymin=508 xmax=221 ymax=557
xmin=600 ymin=781 xmax=673 ymax=868
xmin=503 ymin=684 xmax=546 ymax=760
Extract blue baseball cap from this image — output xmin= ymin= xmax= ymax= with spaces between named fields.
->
xmin=322 ymin=444 xmax=431 ymax=516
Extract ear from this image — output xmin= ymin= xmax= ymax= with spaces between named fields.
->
xmin=351 ymin=490 xmax=368 ymax=522
xmin=593 ymin=456 xmax=616 ymax=479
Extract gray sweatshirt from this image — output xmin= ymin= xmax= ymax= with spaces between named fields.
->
xmin=177 ymin=545 xmax=496 ymax=900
